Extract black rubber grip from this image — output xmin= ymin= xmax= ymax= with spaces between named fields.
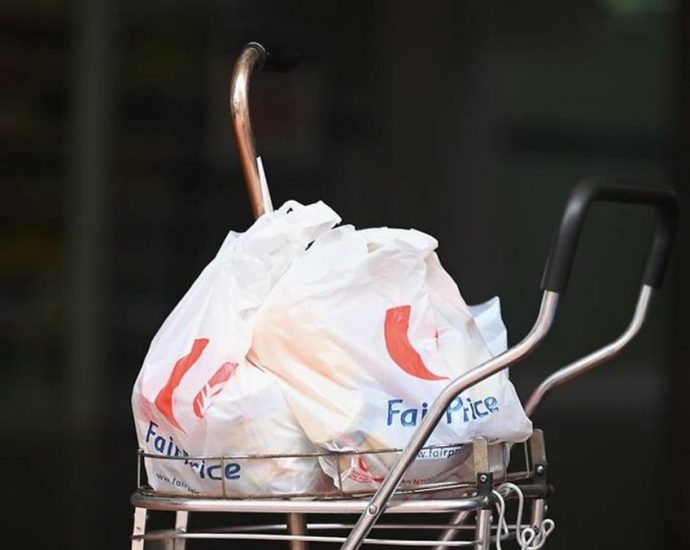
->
xmin=541 ymin=177 xmax=678 ymax=293
xmin=260 ymin=43 xmax=300 ymax=72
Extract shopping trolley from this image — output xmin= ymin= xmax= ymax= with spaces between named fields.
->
xmin=130 ymin=42 xmax=678 ymax=549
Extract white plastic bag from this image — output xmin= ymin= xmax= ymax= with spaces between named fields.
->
xmin=131 ymin=201 xmax=339 ymax=496
xmin=249 ymin=225 xmax=531 ymax=491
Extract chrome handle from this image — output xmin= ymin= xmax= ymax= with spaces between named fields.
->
xmin=524 ymin=284 xmax=653 ymax=416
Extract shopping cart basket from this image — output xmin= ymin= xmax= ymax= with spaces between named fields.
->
xmin=130 ymin=42 xmax=678 ymax=549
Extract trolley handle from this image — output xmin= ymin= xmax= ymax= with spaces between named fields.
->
xmin=524 ymin=179 xmax=678 ymax=416
xmin=541 ymin=177 xmax=677 ymax=294
xmin=343 ymin=178 xmax=678 ymax=550
xmin=230 ymin=42 xmax=299 ymax=219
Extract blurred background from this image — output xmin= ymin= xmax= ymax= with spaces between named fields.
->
xmin=2 ymin=0 xmax=689 ymax=547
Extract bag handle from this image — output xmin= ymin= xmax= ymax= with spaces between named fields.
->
xmin=230 ymin=42 xmax=299 ymax=219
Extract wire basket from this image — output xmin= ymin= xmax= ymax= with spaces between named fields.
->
xmin=134 ymin=440 xmax=540 ymax=501
xmin=131 ymin=435 xmax=551 ymax=549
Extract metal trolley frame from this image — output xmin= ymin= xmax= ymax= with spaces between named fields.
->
xmin=130 ymin=42 xmax=678 ymax=549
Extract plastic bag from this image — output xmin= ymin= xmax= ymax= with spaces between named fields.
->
xmin=131 ymin=201 xmax=339 ymax=496
xmin=249 ymin=225 xmax=531 ymax=491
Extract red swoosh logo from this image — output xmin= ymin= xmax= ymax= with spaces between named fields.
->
xmin=384 ymin=306 xmax=447 ymax=381
xmin=154 ymin=338 xmax=209 ymax=432
xmin=192 ymin=362 xmax=238 ymax=419
xmin=357 ymin=456 xmax=384 ymax=483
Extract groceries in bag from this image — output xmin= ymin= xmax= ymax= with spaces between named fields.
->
xmin=249 ymin=225 xmax=532 ymax=491
xmin=133 ymin=200 xmax=531 ymax=496
xmin=132 ymin=201 xmax=339 ymax=496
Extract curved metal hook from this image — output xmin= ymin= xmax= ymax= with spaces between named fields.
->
xmin=230 ymin=42 xmax=268 ymax=219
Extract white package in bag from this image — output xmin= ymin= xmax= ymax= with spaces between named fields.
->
xmin=249 ymin=225 xmax=532 ymax=491
xmin=132 ymin=201 xmax=339 ymax=496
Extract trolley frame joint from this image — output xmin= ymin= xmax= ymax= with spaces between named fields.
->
xmin=476 ymin=471 xmax=494 ymax=508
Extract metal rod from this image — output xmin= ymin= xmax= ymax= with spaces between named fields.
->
xmin=131 ymin=508 xmax=147 ymax=550
xmin=174 ymin=511 xmax=189 ymax=550
xmin=138 ymin=441 xmax=467 ymax=461
xmin=230 ymin=42 xmax=268 ymax=219
xmin=531 ymin=499 xmax=545 ymax=529
xmin=135 ymin=531 xmax=477 ymax=547
xmin=474 ymin=509 xmax=492 ymax=550
xmin=524 ymin=284 xmax=653 ymax=416
xmin=431 ymin=512 xmax=472 ymax=550
xmin=341 ymin=291 xmax=559 ymax=549
xmin=131 ymin=491 xmax=486 ymax=514
xmin=288 ymin=512 xmax=309 ymax=550
xmin=171 ymin=522 xmax=514 ymax=533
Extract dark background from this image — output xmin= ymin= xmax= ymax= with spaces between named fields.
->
xmin=2 ymin=0 xmax=689 ymax=548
